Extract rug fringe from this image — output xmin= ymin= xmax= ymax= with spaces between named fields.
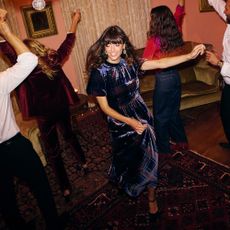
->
xmin=190 ymin=149 xmax=230 ymax=169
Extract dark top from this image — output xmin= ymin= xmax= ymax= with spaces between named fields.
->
xmin=87 ymin=58 xmax=158 ymax=197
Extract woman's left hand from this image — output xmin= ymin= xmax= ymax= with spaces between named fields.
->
xmin=189 ymin=44 xmax=206 ymax=59
xmin=72 ymin=9 xmax=81 ymax=24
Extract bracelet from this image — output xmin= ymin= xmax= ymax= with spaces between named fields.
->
xmin=217 ymin=60 xmax=223 ymax=68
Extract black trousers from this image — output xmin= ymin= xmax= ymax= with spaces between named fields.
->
xmin=0 ymin=133 xmax=59 ymax=230
xmin=37 ymin=109 xmax=86 ymax=192
xmin=220 ymin=83 xmax=230 ymax=143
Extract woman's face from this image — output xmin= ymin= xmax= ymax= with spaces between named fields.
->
xmin=105 ymin=43 xmax=125 ymax=63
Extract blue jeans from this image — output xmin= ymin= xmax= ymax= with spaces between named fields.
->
xmin=153 ymin=69 xmax=187 ymax=153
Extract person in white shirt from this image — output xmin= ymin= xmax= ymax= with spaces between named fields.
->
xmin=0 ymin=9 xmax=64 ymax=230
xmin=206 ymin=0 xmax=230 ymax=149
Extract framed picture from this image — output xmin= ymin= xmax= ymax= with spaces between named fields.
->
xmin=21 ymin=2 xmax=58 ymax=39
xmin=199 ymin=0 xmax=214 ymax=12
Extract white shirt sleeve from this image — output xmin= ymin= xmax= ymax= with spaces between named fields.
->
xmin=221 ymin=61 xmax=230 ymax=77
xmin=0 ymin=52 xmax=38 ymax=94
xmin=208 ymin=0 xmax=227 ymax=21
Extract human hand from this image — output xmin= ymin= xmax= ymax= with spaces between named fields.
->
xmin=0 ymin=8 xmax=7 ymax=22
xmin=189 ymin=44 xmax=206 ymax=59
xmin=72 ymin=9 xmax=81 ymax=24
xmin=178 ymin=0 xmax=185 ymax=7
xmin=205 ymin=50 xmax=219 ymax=66
xmin=0 ymin=21 xmax=11 ymax=37
xmin=128 ymin=118 xmax=147 ymax=135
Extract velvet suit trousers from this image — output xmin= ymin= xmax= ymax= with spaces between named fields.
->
xmin=37 ymin=109 xmax=86 ymax=192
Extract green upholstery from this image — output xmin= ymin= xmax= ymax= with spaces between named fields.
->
xmin=137 ymin=41 xmax=221 ymax=110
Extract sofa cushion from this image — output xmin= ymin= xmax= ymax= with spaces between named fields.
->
xmin=139 ymin=70 xmax=155 ymax=93
xmin=179 ymin=67 xmax=197 ymax=84
xmin=181 ymin=81 xmax=219 ymax=98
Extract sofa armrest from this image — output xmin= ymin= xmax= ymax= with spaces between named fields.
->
xmin=194 ymin=64 xmax=220 ymax=86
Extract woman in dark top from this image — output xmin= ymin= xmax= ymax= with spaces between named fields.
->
xmin=0 ymin=9 xmax=87 ymax=201
xmin=86 ymin=25 xmax=205 ymax=220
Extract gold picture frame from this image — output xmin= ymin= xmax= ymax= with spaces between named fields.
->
xmin=21 ymin=2 xmax=58 ymax=39
xmin=199 ymin=0 xmax=214 ymax=12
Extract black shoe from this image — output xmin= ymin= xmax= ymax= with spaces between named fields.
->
xmin=58 ymin=212 xmax=70 ymax=229
xmin=46 ymin=212 xmax=70 ymax=230
xmin=149 ymin=211 xmax=161 ymax=223
xmin=63 ymin=188 xmax=72 ymax=203
xmin=219 ymin=142 xmax=230 ymax=149
xmin=76 ymin=164 xmax=89 ymax=175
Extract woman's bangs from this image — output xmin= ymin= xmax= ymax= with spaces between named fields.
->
xmin=104 ymin=36 xmax=123 ymax=45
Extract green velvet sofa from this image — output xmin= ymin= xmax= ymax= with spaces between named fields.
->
xmin=137 ymin=41 xmax=221 ymax=110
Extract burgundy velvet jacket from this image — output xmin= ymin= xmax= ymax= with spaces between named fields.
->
xmin=0 ymin=33 xmax=79 ymax=119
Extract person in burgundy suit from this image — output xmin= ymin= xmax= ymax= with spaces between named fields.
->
xmin=0 ymin=9 xmax=87 ymax=201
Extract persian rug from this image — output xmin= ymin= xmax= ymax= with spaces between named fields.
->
xmin=0 ymin=108 xmax=229 ymax=230
xmin=68 ymin=150 xmax=230 ymax=230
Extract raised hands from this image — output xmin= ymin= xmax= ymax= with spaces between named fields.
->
xmin=0 ymin=8 xmax=7 ymax=22
xmin=0 ymin=21 xmax=11 ymax=38
xmin=72 ymin=9 xmax=81 ymax=24
xmin=69 ymin=9 xmax=81 ymax=33
xmin=178 ymin=0 xmax=185 ymax=7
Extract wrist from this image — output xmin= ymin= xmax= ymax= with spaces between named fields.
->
xmin=217 ymin=60 xmax=223 ymax=68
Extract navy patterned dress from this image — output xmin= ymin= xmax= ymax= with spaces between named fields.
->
xmin=87 ymin=58 xmax=158 ymax=197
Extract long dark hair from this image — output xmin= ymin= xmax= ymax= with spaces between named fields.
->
xmin=85 ymin=25 xmax=138 ymax=74
xmin=147 ymin=5 xmax=184 ymax=53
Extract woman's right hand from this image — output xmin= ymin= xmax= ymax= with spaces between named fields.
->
xmin=127 ymin=117 xmax=147 ymax=135
xmin=0 ymin=21 xmax=11 ymax=37
xmin=0 ymin=9 xmax=7 ymax=22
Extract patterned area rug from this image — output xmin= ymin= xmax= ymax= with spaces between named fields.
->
xmin=0 ymin=108 xmax=229 ymax=230
xmin=69 ymin=150 xmax=230 ymax=230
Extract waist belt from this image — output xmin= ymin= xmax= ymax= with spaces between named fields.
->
xmin=0 ymin=133 xmax=21 ymax=147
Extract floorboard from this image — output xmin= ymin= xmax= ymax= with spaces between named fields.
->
xmin=181 ymin=102 xmax=230 ymax=166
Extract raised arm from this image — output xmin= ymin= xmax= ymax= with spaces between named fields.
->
xmin=0 ymin=9 xmax=38 ymax=92
xmin=0 ymin=9 xmax=22 ymax=63
xmin=174 ymin=0 xmax=185 ymax=32
xmin=56 ymin=9 xmax=81 ymax=64
xmin=69 ymin=9 xmax=81 ymax=33
xmin=141 ymin=44 xmax=205 ymax=71
xmin=178 ymin=0 xmax=185 ymax=7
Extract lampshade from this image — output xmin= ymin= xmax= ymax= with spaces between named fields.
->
xmin=32 ymin=0 xmax=46 ymax=11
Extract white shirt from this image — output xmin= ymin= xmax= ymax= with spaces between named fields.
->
xmin=208 ymin=0 xmax=230 ymax=85
xmin=0 ymin=52 xmax=38 ymax=143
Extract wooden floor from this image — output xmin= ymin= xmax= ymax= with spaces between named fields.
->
xmin=181 ymin=102 xmax=230 ymax=167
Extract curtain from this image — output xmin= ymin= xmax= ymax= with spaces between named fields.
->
xmin=59 ymin=0 xmax=152 ymax=93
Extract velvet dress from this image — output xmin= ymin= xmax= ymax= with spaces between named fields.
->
xmin=87 ymin=58 xmax=158 ymax=197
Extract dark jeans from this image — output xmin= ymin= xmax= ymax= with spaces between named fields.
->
xmin=37 ymin=109 xmax=86 ymax=192
xmin=153 ymin=69 xmax=187 ymax=153
xmin=220 ymin=83 xmax=230 ymax=143
xmin=0 ymin=133 xmax=59 ymax=230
